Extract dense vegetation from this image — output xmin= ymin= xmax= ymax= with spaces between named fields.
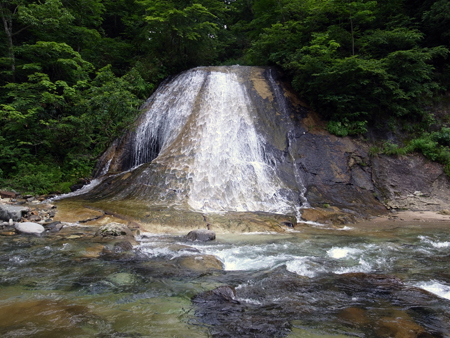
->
xmin=1 ymin=0 xmax=449 ymax=193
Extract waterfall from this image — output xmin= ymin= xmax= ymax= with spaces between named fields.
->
xmin=91 ymin=66 xmax=307 ymax=217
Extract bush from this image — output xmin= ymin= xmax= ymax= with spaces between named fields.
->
xmin=5 ymin=163 xmax=76 ymax=195
xmin=381 ymin=129 xmax=450 ymax=177
xmin=327 ymin=119 xmax=368 ymax=137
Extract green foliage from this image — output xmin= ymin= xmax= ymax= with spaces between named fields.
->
xmin=327 ymin=119 xmax=367 ymax=137
xmin=380 ymin=128 xmax=450 ymax=175
xmin=2 ymin=163 xmax=64 ymax=195
xmin=2 ymin=0 xmax=450 ymax=192
xmin=138 ymin=0 xmax=227 ymax=72
xmin=0 ymin=41 xmax=145 ymax=194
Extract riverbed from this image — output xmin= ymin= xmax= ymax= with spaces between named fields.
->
xmin=1 ymin=216 xmax=449 ymax=337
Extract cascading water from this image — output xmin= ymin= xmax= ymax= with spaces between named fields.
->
xmin=88 ymin=66 xmax=307 ymax=217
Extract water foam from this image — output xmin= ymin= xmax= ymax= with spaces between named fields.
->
xmin=419 ymin=235 xmax=450 ymax=248
xmin=327 ymin=246 xmax=363 ymax=259
xmin=414 ymin=280 xmax=450 ymax=300
xmin=285 ymin=257 xmax=325 ymax=277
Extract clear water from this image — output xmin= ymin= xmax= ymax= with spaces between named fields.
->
xmin=2 ymin=222 xmax=449 ymax=337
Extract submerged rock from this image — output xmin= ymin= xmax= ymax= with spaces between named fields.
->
xmin=376 ymin=316 xmax=431 ymax=338
xmin=177 ymin=255 xmax=223 ymax=271
xmin=0 ymin=299 xmax=108 ymax=336
xmin=192 ymin=285 xmax=238 ymax=304
xmin=101 ymin=240 xmax=136 ymax=260
xmin=15 ymin=222 xmax=45 ymax=235
xmin=106 ymin=272 xmax=137 ymax=287
xmin=185 ymin=229 xmax=216 ymax=242
xmin=45 ymin=221 xmax=64 ymax=232
xmin=192 ymin=284 xmax=291 ymax=337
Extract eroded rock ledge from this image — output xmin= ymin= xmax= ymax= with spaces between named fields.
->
xmin=293 ymin=110 xmax=450 ymax=219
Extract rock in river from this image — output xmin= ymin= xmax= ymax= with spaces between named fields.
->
xmin=185 ymin=229 xmax=216 ymax=242
xmin=0 ymin=204 xmax=28 ymax=222
xmin=95 ymin=222 xmax=134 ymax=239
xmin=15 ymin=222 xmax=45 ymax=235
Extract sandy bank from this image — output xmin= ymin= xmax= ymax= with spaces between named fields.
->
xmin=372 ymin=210 xmax=450 ymax=223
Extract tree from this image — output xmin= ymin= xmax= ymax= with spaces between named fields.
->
xmin=0 ymin=0 xmax=73 ymax=81
xmin=139 ymin=0 xmax=227 ymax=71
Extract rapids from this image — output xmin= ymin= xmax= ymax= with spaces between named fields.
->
xmin=1 ymin=223 xmax=449 ymax=337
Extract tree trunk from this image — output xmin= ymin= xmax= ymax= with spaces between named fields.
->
xmin=0 ymin=2 xmax=16 ymax=81
xmin=350 ymin=15 xmax=355 ymax=56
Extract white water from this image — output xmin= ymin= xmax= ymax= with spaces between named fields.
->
xmin=414 ymin=280 xmax=450 ymax=300
xmin=419 ymin=235 xmax=450 ymax=248
xmin=49 ymin=159 xmax=112 ymax=201
xmin=164 ymin=238 xmax=402 ymax=278
xmin=126 ymin=67 xmax=305 ymax=216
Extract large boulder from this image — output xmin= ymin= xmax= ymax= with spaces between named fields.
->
xmin=301 ymin=207 xmax=358 ymax=224
xmin=0 ymin=204 xmax=28 ymax=221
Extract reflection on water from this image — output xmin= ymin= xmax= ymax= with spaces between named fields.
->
xmin=1 ymin=222 xmax=449 ymax=337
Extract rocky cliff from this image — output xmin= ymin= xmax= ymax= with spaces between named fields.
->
xmin=290 ymin=104 xmax=450 ymax=222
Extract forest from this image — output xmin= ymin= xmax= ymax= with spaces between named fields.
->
xmin=1 ymin=0 xmax=449 ymax=194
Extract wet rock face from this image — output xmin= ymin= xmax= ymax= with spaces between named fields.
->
xmin=293 ymin=113 xmax=450 ymax=217
xmin=71 ymin=66 xmax=450 ymax=224
xmin=293 ymin=129 xmax=387 ymax=217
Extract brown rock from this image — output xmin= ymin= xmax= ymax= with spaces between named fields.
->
xmin=0 ymin=299 xmax=98 ymax=334
xmin=301 ymin=207 xmax=357 ymax=224
xmin=0 ymin=231 xmax=16 ymax=236
xmin=95 ymin=222 xmax=133 ymax=238
xmin=80 ymin=244 xmax=104 ymax=259
xmin=376 ymin=317 xmax=429 ymax=338
xmin=28 ymin=214 xmax=41 ymax=222
xmin=338 ymin=307 xmax=370 ymax=326
xmin=0 ymin=191 xmax=16 ymax=199
xmin=177 ymin=255 xmax=223 ymax=272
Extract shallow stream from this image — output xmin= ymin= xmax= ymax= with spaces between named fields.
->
xmin=1 ymin=221 xmax=449 ymax=337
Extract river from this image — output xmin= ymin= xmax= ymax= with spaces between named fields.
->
xmin=1 ymin=220 xmax=449 ymax=337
